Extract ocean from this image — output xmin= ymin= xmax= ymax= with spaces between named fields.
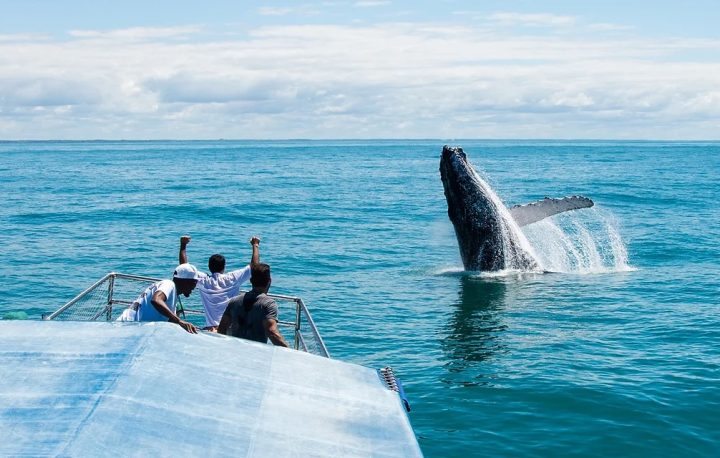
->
xmin=1 ymin=140 xmax=718 ymax=456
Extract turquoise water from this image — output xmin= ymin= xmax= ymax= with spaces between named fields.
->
xmin=1 ymin=140 xmax=718 ymax=456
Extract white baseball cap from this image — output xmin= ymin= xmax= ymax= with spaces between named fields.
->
xmin=173 ymin=263 xmax=201 ymax=280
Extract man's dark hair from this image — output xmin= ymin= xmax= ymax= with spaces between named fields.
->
xmin=208 ymin=254 xmax=226 ymax=274
xmin=250 ymin=263 xmax=271 ymax=288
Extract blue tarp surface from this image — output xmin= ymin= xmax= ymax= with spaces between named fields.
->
xmin=0 ymin=321 xmax=421 ymax=457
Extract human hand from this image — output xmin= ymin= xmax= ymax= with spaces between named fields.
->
xmin=250 ymin=236 xmax=260 ymax=246
xmin=180 ymin=235 xmax=191 ymax=246
xmin=178 ymin=320 xmax=198 ymax=334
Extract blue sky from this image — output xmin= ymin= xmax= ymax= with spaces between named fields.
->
xmin=1 ymin=1 xmax=718 ymax=139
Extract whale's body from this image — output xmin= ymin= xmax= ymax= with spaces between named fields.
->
xmin=439 ymin=146 xmax=594 ymax=272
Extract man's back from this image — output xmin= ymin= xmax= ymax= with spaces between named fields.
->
xmin=196 ymin=267 xmax=251 ymax=327
xmin=136 ymin=280 xmax=177 ymax=322
xmin=225 ymin=291 xmax=278 ymax=344
xmin=178 ymin=234 xmax=260 ymax=329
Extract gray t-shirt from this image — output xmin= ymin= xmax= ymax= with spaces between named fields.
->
xmin=225 ymin=291 xmax=278 ymax=344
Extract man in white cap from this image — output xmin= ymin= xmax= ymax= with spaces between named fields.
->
xmin=117 ymin=263 xmax=200 ymax=334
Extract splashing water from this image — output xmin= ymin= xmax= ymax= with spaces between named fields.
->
xmin=468 ymin=166 xmax=543 ymax=271
xmin=467 ymin=165 xmax=630 ymax=275
xmin=454 ymin=162 xmax=629 ymax=276
xmin=523 ymin=208 xmax=633 ymax=274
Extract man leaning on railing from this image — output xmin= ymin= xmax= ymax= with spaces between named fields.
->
xmin=116 ymin=264 xmax=200 ymax=334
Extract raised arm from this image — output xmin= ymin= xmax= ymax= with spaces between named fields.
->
xmin=151 ymin=290 xmax=198 ymax=334
xmin=179 ymin=235 xmax=191 ymax=265
xmin=249 ymin=236 xmax=260 ymax=267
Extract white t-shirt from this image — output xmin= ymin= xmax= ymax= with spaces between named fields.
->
xmin=119 ymin=280 xmax=178 ymax=323
xmin=196 ymin=266 xmax=251 ymax=327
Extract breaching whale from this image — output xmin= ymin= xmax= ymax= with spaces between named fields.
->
xmin=439 ymin=146 xmax=594 ymax=272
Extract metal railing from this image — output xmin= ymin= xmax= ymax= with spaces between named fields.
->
xmin=43 ymin=272 xmax=330 ymax=358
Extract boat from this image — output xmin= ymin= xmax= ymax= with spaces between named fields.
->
xmin=0 ymin=273 xmax=422 ymax=457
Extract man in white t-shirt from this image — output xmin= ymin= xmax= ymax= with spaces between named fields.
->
xmin=179 ymin=235 xmax=260 ymax=332
xmin=117 ymin=263 xmax=200 ymax=334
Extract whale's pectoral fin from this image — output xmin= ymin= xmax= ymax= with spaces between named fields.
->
xmin=510 ymin=196 xmax=594 ymax=227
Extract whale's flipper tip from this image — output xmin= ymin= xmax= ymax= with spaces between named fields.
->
xmin=510 ymin=195 xmax=595 ymax=227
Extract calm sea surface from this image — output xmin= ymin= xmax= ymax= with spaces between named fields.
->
xmin=1 ymin=140 xmax=718 ymax=456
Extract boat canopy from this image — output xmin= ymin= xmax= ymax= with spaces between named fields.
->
xmin=0 ymin=320 xmax=422 ymax=457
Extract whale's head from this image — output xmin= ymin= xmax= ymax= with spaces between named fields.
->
xmin=440 ymin=146 xmax=503 ymax=269
xmin=439 ymin=146 xmax=471 ymax=197
xmin=440 ymin=146 xmax=482 ymax=223
xmin=439 ymin=145 xmax=496 ymax=229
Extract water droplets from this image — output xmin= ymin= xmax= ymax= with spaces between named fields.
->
xmin=468 ymin=165 xmax=542 ymax=271
xmin=524 ymin=208 xmax=633 ymax=274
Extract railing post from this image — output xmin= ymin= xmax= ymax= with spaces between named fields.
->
xmin=294 ymin=299 xmax=302 ymax=351
xmin=106 ymin=274 xmax=116 ymax=321
xmin=297 ymin=298 xmax=330 ymax=358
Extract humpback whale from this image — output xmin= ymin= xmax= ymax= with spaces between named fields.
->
xmin=440 ymin=146 xmax=594 ymax=272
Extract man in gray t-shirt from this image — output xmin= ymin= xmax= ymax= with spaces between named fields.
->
xmin=218 ymin=263 xmax=289 ymax=347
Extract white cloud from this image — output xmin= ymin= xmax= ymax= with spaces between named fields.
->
xmin=354 ymin=1 xmax=390 ymax=7
xmin=588 ymin=23 xmax=633 ymax=32
xmin=0 ymin=33 xmax=49 ymax=42
xmin=488 ymin=12 xmax=576 ymax=27
xmin=1 ymin=78 xmax=102 ymax=107
xmin=257 ymin=7 xmax=295 ymax=16
xmin=68 ymin=26 xmax=203 ymax=40
xmin=0 ymin=23 xmax=719 ymax=139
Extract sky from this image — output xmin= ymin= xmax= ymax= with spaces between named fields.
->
xmin=1 ymin=0 xmax=719 ymax=140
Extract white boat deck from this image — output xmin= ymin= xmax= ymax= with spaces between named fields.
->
xmin=0 ymin=321 xmax=422 ymax=457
